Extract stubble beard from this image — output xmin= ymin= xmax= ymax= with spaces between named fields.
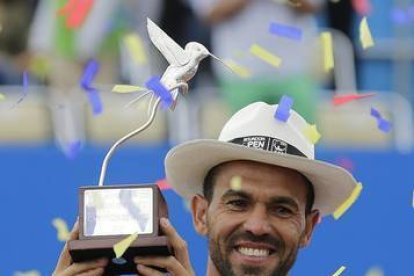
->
xmin=207 ymin=229 xmax=300 ymax=276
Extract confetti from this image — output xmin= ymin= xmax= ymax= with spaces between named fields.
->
xmin=156 ymin=179 xmax=172 ymax=191
xmin=274 ymin=95 xmax=294 ymax=122
xmin=365 ymin=266 xmax=384 ymax=276
xmin=370 ymin=107 xmax=392 ymax=133
xmin=269 ymin=22 xmax=302 ymax=41
xmin=145 ymin=76 xmax=173 ymax=109
xmin=249 ymin=44 xmax=282 ymax=68
xmin=112 ymin=85 xmax=146 ymax=93
xmin=230 ymin=176 xmax=243 ymax=191
xmin=303 ymin=124 xmax=321 ymax=144
xmin=352 ymin=0 xmax=372 ymax=15
xmin=58 ymin=0 xmax=95 ymax=29
xmin=360 ymin=17 xmax=374 ymax=49
xmin=335 ymin=157 xmax=354 ymax=173
xmin=0 ymin=93 xmax=5 ymax=101
xmin=320 ymin=32 xmax=334 ymax=72
xmin=113 ymin=232 xmax=139 ymax=258
xmin=123 ymin=34 xmax=147 ymax=65
xmin=332 ymin=93 xmax=376 ymax=105
xmin=333 ymin=182 xmax=363 ymax=219
xmin=52 ymin=218 xmax=71 ymax=242
xmin=391 ymin=8 xmax=410 ymax=25
xmin=81 ymin=60 xmax=102 ymax=115
xmin=13 ymin=71 xmax=29 ymax=107
xmin=332 ymin=266 xmax=346 ymax=276
xmin=224 ymin=59 xmax=252 ymax=78
xmin=80 ymin=59 xmax=99 ymax=89
xmin=65 ymin=140 xmax=82 ymax=160
xmin=14 ymin=270 xmax=41 ymax=276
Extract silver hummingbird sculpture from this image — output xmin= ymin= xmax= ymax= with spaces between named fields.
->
xmin=126 ymin=18 xmax=229 ymax=109
xmin=98 ymin=18 xmax=231 ymax=186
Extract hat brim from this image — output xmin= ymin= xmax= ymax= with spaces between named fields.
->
xmin=165 ymin=139 xmax=358 ymax=216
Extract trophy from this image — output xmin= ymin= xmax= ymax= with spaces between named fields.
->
xmin=68 ymin=18 xmax=228 ymax=275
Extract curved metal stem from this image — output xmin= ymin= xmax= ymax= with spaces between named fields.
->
xmin=124 ymin=90 xmax=152 ymax=109
xmin=98 ymin=97 xmax=162 ymax=186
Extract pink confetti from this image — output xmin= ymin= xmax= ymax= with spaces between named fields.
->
xmin=332 ymin=92 xmax=376 ymax=106
xmin=156 ymin=179 xmax=171 ymax=191
xmin=352 ymin=0 xmax=372 ymax=16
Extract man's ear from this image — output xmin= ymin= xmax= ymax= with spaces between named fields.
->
xmin=300 ymin=209 xmax=320 ymax=248
xmin=191 ymin=194 xmax=209 ymax=236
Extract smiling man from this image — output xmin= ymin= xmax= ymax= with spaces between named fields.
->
xmin=53 ymin=101 xmax=358 ymax=275
xmin=165 ymin=101 xmax=359 ymax=276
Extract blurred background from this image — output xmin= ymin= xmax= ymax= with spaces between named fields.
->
xmin=0 ymin=0 xmax=413 ymax=275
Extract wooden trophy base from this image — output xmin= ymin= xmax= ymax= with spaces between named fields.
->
xmin=68 ymin=236 xmax=172 ymax=275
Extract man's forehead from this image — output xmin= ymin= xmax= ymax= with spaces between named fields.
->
xmin=212 ymin=160 xmax=308 ymax=201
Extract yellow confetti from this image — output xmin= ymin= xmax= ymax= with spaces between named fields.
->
xmin=113 ymin=232 xmax=139 ymax=258
xmin=303 ymin=124 xmax=321 ymax=144
xmin=249 ymin=44 xmax=282 ymax=68
xmin=112 ymin=85 xmax=145 ymax=93
xmin=333 ymin=182 xmax=363 ymax=219
xmin=365 ymin=266 xmax=384 ymax=276
xmin=320 ymin=32 xmax=334 ymax=72
xmin=332 ymin=266 xmax=346 ymax=276
xmin=230 ymin=175 xmax=243 ymax=191
xmin=124 ymin=33 xmax=147 ymax=65
xmin=0 ymin=93 xmax=5 ymax=101
xmin=14 ymin=270 xmax=41 ymax=276
xmin=52 ymin=218 xmax=71 ymax=242
xmin=224 ymin=59 xmax=252 ymax=78
xmin=360 ymin=17 xmax=374 ymax=49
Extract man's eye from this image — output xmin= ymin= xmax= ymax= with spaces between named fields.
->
xmin=274 ymin=206 xmax=294 ymax=217
xmin=226 ymin=200 xmax=248 ymax=210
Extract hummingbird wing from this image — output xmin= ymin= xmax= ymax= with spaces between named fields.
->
xmin=147 ymin=18 xmax=190 ymax=66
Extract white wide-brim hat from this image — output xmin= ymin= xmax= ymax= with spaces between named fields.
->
xmin=165 ymin=102 xmax=358 ymax=216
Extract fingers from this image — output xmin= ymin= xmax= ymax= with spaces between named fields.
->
xmin=63 ymin=258 xmax=108 ymax=276
xmin=54 ymin=220 xmax=80 ymax=273
xmin=160 ymin=218 xmax=192 ymax=271
xmin=136 ymin=264 xmax=164 ymax=276
xmin=134 ymin=256 xmax=188 ymax=275
xmin=77 ymin=267 xmax=105 ymax=276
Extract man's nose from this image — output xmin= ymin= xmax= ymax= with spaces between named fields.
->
xmin=243 ymin=204 xmax=272 ymax=236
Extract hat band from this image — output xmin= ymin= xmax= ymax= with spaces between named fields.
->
xmin=229 ymin=136 xmax=307 ymax=158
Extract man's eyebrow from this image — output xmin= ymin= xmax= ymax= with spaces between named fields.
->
xmin=268 ymin=196 xmax=300 ymax=210
xmin=221 ymin=189 xmax=252 ymax=200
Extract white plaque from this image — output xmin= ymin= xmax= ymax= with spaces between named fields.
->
xmin=83 ymin=188 xmax=153 ymax=236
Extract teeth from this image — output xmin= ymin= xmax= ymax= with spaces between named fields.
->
xmin=238 ymin=247 xmax=270 ymax=257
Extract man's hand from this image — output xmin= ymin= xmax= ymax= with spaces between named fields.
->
xmin=52 ymin=221 xmax=108 ymax=276
xmin=134 ymin=218 xmax=194 ymax=276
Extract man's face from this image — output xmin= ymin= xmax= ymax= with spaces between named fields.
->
xmin=192 ymin=161 xmax=319 ymax=276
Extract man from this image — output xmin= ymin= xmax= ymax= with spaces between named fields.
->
xmin=54 ymin=102 xmax=358 ymax=275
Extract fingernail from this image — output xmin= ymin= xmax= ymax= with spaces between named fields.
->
xmin=136 ymin=264 xmax=144 ymax=271
xmin=160 ymin=217 xmax=169 ymax=227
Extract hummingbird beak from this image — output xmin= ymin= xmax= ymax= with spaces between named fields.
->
xmin=209 ymin=53 xmax=238 ymax=75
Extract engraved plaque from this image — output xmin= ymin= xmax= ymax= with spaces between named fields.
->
xmin=68 ymin=184 xmax=171 ymax=275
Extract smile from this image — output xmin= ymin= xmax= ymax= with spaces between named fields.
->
xmin=237 ymin=247 xmax=271 ymax=257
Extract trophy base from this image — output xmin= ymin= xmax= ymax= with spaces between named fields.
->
xmin=68 ymin=236 xmax=171 ymax=275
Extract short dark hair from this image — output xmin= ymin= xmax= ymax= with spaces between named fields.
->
xmin=202 ymin=163 xmax=315 ymax=215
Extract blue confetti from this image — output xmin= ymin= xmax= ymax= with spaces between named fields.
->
xmin=370 ymin=107 xmax=392 ymax=133
xmin=269 ymin=22 xmax=302 ymax=41
xmin=145 ymin=76 xmax=173 ymax=109
xmin=65 ymin=140 xmax=82 ymax=160
xmin=13 ymin=71 xmax=29 ymax=107
xmin=274 ymin=95 xmax=294 ymax=122
xmin=80 ymin=59 xmax=102 ymax=115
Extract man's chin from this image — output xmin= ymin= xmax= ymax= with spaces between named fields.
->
xmin=229 ymin=247 xmax=280 ymax=275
